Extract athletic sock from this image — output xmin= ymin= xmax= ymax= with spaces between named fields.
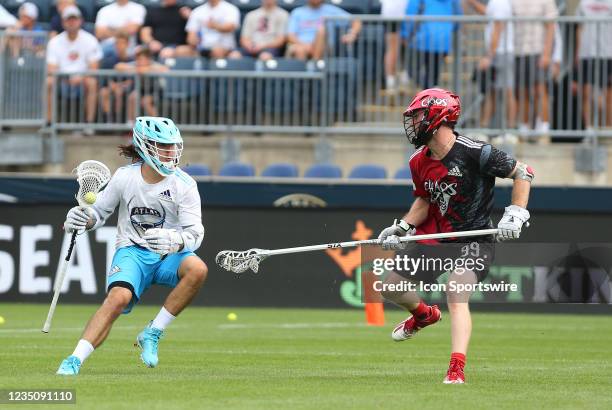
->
xmin=450 ymin=352 xmax=466 ymax=368
xmin=72 ymin=339 xmax=94 ymax=363
xmin=409 ymin=300 xmax=430 ymax=321
xmin=151 ymin=306 xmax=175 ymax=331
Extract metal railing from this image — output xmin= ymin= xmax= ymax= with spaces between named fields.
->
xmin=4 ymin=16 xmax=612 ymax=142
xmin=324 ymin=15 xmax=612 ymax=139
xmin=0 ymin=30 xmax=47 ymax=127
xmin=50 ymin=66 xmax=327 ymax=134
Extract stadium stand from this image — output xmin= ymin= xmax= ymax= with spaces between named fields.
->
xmin=394 ymin=167 xmax=412 ymax=180
xmin=182 ymin=163 xmax=212 ymax=176
xmin=348 ymin=164 xmax=387 ymax=179
xmin=218 ymin=161 xmax=256 ymax=177
xmin=304 ymin=163 xmax=342 ymax=178
xmin=261 ymin=163 xmax=299 ymax=177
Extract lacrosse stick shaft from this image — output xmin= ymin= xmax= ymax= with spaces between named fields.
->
xmin=262 ymin=229 xmax=499 ymax=257
xmin=42 ymin=230 xmax=77 ymax=333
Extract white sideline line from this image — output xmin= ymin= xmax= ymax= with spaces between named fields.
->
xmin=0 ymin=324 xmax=191 ymax=334
xmin=217 ymin=322 xmax=368 ymax=330
xmin=0 ymin=322 xmax=369 ymax=334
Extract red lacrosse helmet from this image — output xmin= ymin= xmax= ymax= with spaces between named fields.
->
xmin=403 ymin=88 xmax=461 ymax=146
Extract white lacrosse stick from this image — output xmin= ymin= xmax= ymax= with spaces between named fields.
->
xmin=42 ymin=160 xmax=111 ymax=333
xmin=216 ymin=228 xmax=499 ymax=274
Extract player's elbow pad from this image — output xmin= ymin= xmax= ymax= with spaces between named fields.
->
xmin=180 ymin=223 xmax=204 ymax=252
xmin=513 ymin=162 xmax=534 ymax=183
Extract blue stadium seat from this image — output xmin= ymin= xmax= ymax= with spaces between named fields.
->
xmin=329 ymin=0 xmax=369 ymax=14
xmin=207 ymin=58 xmax=256 ymax=123
xmin=304 ymin=163 xmax=342 ymax=178
xmin=261 ymin=163 xmax=298 ymax=178
xmin=139 ymin=0 xmax=163 ymax=7
xmin=82 ymin=22 xmax=95 ymax=35
xmin=349 ymin=164 xmax=387 ymax=179
xmin=162 ymin=57 xmax=205 ymax=99
xmin=258 ymin=58 xmax=307 ymax=116
xmin=3 ymin=54 xmax=45 ymax=120
xmin=182 ymin=164 xmax=211 ymax=176
xmin=229 ymin=0 xmax=261 ymax=13
xmin=309 ymin=57 xmax=358 ymax=122
xmin=180 ymin=0 xmax=206 ymax=9
xmin=219 ymin=162 xmax=255 ymax=177
xmin=76 ymin=0 xmax=96 ymax=22
xmin=278 ymin=0 xmax=306 ymax=11
xmin=95 ymin=0 xmax=114 ymax=14
xmin=394 ymin=167 xmax=412 ymax=180
xmin=3 ymin=0 xmax=51 ymax=22
xmin=369 ymin=0 xmax=382 ymax=14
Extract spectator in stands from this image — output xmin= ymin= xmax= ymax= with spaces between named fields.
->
xmin=381 ymin=0 xmax=408 ymax=92
xmin=95 ymin=0 xmax=146 ymax=50
xmin=286 ymin=0 xmax=362 ymax=61
xmin=100 ymin=31 xmax=133 ymax=122
xmin=229 ymin=0 xmax=289 ymax=61
xmin=185 ymin=0 xmax=240 ymax=58
xmin=115 ymin=47 xmax=169 ymax=121
xmin=11 ymin=2 xmax=42 ymax=31
xmin=0 ymin=5 xmax=17 ymax=28
xmin=402 ymin=0 xmax=462 ymax=90
xmin=140 ymin=0 xmax=192 ymax=59
xmin=46 ymin=6 xmax=102 ymax=132
xmin=50 ymin=0 xmax=81 ymax=37
xmin=575 ymin=0 xmax=612 ymax=131
xmin=466 ymin=0 xmax=517 ymax=131
xmin=512 ymin=0 xmax=558 ymax=138
xmin=7 ymin=2 xmax=46 ymax=56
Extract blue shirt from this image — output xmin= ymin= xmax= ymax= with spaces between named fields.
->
xmin=287 ymin=4 xmax=349 ymax=44
xmin=401 ymin=0 xmax=462 ymax=53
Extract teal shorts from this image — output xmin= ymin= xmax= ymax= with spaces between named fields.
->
xmin=106 ymin=245 xmax=196 ymax=313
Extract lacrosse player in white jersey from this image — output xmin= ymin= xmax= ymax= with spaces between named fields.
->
xmin=56 ymin=117 xmax=207 ymax=375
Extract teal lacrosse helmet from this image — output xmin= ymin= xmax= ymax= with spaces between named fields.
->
xmin=132 ymin=117 xmax=183 ymax=176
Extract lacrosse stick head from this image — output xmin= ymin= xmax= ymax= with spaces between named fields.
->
xmin=216 ymin=249 xmax=268 ymax=274
xmin=74 ymin=160 xmax=112 ymax=207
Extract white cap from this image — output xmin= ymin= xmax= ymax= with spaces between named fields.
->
xmin=62 ymin=5 xmax=82 ymax=19
xmin=19 ymin=2 xmax=39 ymax=20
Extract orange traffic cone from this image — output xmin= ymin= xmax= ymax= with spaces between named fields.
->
xmin=365 ymin=302 xmax=384 ymax=326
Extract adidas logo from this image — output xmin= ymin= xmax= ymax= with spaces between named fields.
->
xmin=448 ymin=166 xmax=463 ymax=177
xmin=158 ymin=189 xmax=172 ymax=201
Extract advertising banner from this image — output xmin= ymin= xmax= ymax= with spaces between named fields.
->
xmin=1 ymin=205 xmax=610 ymax=308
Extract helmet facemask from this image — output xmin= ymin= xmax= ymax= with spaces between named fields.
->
xmin=133 ymin=128 xmax=184 ymax=176
xmin=403 ymin=108 xmax=433 ymax=147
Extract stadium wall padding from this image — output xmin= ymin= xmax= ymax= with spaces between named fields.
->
xmin=1 ymin=176 xmax=612 ymax=212
xmin=0 ymin=203 xmax=611 ymax=309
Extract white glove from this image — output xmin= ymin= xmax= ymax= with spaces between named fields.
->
xmin=497 ymin=205 xmax=530 ymax=241
xmin=143 ymin=228 xmax=184 ymax=255
xmin=64 ymin=206 xmax=93 ymax=234
xmin=378 ymin=219 xmax=416 ymax=250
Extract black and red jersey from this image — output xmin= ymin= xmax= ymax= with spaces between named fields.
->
xmin=409 ymin=133 xmax=517 ymax=233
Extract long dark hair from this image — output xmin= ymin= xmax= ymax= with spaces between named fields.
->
xmin=118 ymin=143 xmax=142 ymax=163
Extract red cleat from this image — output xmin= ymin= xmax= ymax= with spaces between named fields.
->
xmin=443 ymin=359 xmax=466 ymax=384
xmin=391 ymin=305 xmax=442 ymax=342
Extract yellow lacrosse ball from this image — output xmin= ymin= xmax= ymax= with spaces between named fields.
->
xmin=83 ymin=192 xmax=97 ymax=204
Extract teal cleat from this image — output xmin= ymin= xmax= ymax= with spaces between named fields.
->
xmin=56 ymin=355 xmax=81 ymax=376
xmin=136 ymin=321 xmax=163 ymax=368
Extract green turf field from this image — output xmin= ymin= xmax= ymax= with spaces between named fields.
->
xmin=0 ymin=303 xmax=610 ymax=410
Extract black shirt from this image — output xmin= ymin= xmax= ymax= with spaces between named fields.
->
xmin=143 ymin=5 xmax=188 ymax=46
xmin=409 ymin=133 xmax=517 ymax=233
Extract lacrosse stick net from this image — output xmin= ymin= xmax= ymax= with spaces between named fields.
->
xmin=74 ymin=160 xmax=112 ymax=207
xmin=215 ymin=249 xmax=268 ymax=274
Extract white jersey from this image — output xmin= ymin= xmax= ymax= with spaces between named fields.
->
xmin=90 ymin=162 xmax=204 ymax=251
